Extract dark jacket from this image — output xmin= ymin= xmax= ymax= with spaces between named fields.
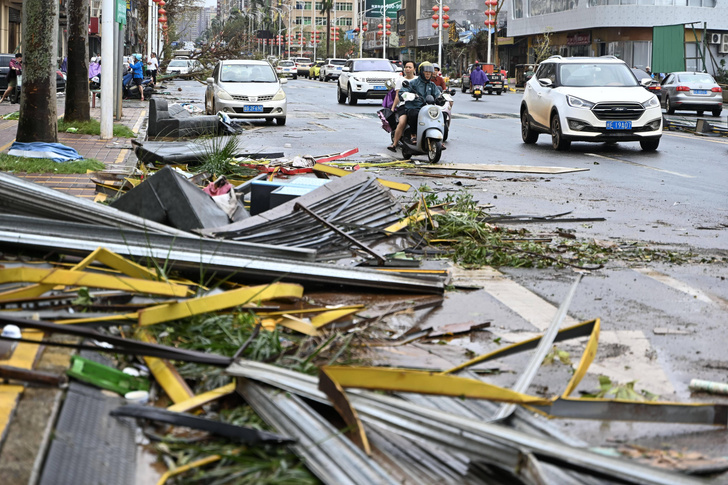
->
xmin=400 ymin=76 xmax=440 ymax=110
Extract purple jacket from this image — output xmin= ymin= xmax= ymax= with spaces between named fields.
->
xmin=469 ymin=67 xmax=489 ymax=86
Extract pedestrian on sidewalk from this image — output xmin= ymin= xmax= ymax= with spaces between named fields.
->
xmin=146 ymin=52 xmax=158 ymax=86
xmin=130 ymin=54 xmax=145 ymax=101
xmin=0 ymin=53 xmax=22 ymax=103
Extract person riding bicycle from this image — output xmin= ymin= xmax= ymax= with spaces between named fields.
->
xmin=469 ymin=62 xmax=489 ymax=90
xmin=388 ymin=61 xmax=441 ymax=150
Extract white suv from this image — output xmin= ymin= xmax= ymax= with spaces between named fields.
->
xmin=337 ymin=58 xmax=399 ymax=105
xmin=320 ymin=58 xmax=347 ymax=82
xmin=520 ymin=56 xmax=662 ymax=151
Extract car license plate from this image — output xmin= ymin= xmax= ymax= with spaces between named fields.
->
xmin=374 ymin=85 xmax=387 ymax=90
xmin=336 ymin=67 xmax=342 ymax=70
xmin=474 ymin=90 xmax=481 ymax=95
xmin=243 ymin=105 xmax=263 ymax=113
xmin=606 ymin=121 xmax=632 ymax=130
xmin=693 ymin=89 xmax=708 ymax=94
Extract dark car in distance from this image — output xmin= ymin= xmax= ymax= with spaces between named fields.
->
xmin=631 ymin=68 xmax=661 ymax=100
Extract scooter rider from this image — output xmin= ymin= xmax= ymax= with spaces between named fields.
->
xmin=388 ymin=61 xmax=441 ymax=151
xmin=469 ymin=62 xmax=489 ymax=91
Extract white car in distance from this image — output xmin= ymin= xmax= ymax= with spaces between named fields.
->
xmin=337 ymin=58 xmax=399 ymax=105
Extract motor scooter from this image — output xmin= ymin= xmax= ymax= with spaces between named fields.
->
xmin=122 ymin=71 xmax=153 ymax=100
xmin=441 ymin=90 xmax=455 ymax=141
xmin=471 ymin=84 xmax=483 ymax=101
xmin=387 ymin=82 xmax=452 ymax=163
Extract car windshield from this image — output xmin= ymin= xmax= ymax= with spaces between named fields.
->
xmin=631 ymin=69 xmax=651 ymax=80
xmin=278 ymin=61 xmax=294 ymax=67
xmin=294 ymin=58 xmax=311 ymax=63
xmin=559 ymin=63 xmax=639 ymax=87
xmin=221 ymin=64 xmax=277 ymax=83
xmin=169 ymin=60 xmax=189 ymax=67
xmin=677 ymin=73 xmax=715 ymax=83
xmin=352 ymin=60 xmax=394 ymax=72
xmin=330 ymin=59 xmax=346 ymax=65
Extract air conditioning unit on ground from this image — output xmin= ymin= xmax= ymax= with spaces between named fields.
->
xmin=708 ymin=32 xmax=721 ymax=44
xmin=720 ymin=33 xmax=728 ymax=54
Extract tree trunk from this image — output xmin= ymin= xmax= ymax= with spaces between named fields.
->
xmin=64 ymin=0 xmax=90 ymax=122
xmin=17 ymin=0 xmax=58 ymax=143
xmin=326 ymin=12 xmax=331 ymax=58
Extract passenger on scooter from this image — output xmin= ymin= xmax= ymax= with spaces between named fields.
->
xmin=388 ymin=61 xmax=416 ymax=150
xmin=469 ymin=62 xmax=489 ymax=91
xmin=388 ymin=61 xmax=440 ymax=151
xmin=432 ymin=64 xmax=447 ymax=91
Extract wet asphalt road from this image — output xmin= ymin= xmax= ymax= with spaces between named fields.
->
xmin=162 ymin=77 xmax=728 ymax=464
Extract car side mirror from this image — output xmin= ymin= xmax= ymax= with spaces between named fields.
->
xmin=640 ymin=78 xmax=651 ymax=86
xmin=206 ymin=77 xmax=214 ymax=85
xmin=538 ymin=78 xmax=553 ymax=87
xmin=342 ymin=67 xmax=350 ymax=72
xmin=280 ymin=78 xmax=288 ymax=84
xmin=402 ymin=80 xmax=410 ymax=88
xmin=449 ymin=89 xmax=456 ymax=96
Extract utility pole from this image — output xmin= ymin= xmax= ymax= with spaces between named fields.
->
xmin=100 ymin=0 xmax=115 ymax=139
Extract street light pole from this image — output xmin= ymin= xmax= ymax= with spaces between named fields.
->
xmin=382 ymin=0 xmax=386 ymax=60
xmin=437 ymin=0 xmax=442 ymax=68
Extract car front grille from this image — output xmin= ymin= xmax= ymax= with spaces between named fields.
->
xmin=366 ymin=78 xmax=390 ymax=83
xmin=232 ymin=95 xmax=274 ymax=101
xmin=592 ymin=102 xmax=644 ymax=121
xmin=232 ymin=107 xmax=275 ymax=114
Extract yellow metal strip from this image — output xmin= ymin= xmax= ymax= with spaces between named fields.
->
xmin=278 ymin=315 xmax=320 ymax=336
xmin=312 ymin=163 xmax=411 ymax=192
xmin=319 ymin=368 xmax=371 ymax=455
xmin=256 ymin=305 xmax=364 ymax=317
xmin=562 ymin=318 xmax=600 ymax=398
xmin=138 ymin=283 xmax=304 ymax=326
xmin=167 ymin=383 xmax=236 ymax=413
xmin=156 ymin=455 xmax=221 ymax=485
xmin=311 ymin=308 xmax=359 ymax=328
xmin=442 ymin=319 xmax=598 ymax=375
xmin=0 ymin=385 xmax=24 ymax=442
xmin=137 ymin=329 xmax=195 ymax=404
xmin=54 ymin=313 xmax=139 ymax=325
xmin=383 ymin=213 xmax=427 ymax=234
xmin=322 ymin=366 xmax=551 ymax=405
xmin=0 ymin=267 xmax=191 ymax=301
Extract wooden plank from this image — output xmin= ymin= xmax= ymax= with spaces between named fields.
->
xmin=419 ymin=163 xmax=589 ymax=174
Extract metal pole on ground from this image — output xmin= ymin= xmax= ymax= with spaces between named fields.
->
xmin=100 ymin=0 xmax=115 ymax=139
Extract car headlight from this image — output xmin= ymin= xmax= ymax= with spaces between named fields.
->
xmin=351 ymin=76 xmax=361 ymax=82
xmin=427 ymin=106 xmax=439 ymax=119
xmin=272 ymin=88 xmax=286 ymax=101
xmin=216 ymin=89 xmax=233 ymax=100
xmin=566 ymin=95 xmax=594 ymax=109
xmin=641 ymin=96 xmax=659 ymax=109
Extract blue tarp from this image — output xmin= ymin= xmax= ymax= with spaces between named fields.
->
xmin=8 ymin=142 xmax=84 ymax=163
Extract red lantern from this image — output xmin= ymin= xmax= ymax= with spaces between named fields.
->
xmin=432 ymin=22 xmax=438 ymax=29
xmin=443 ymin=22 xmax=450 ymax=28
xmin=378 ymin=23 xmax=383 ymax=29
xmin=386 ymin=30 xmax=391 ymax=35
xmin=354 ymin=27 xmax=360 ymax=32
xmin=376 ymin=31 xmax=383 ymax=36
xmin=432 ymin=5 xmax=439 ymax=11
xmin=158 ymin=16 xmax=167 ymax=23
xmin=443 ymin=14 xmax=450 ymax=20
xmin=158 ymin=8 xmax=166 ymax=15
xmin=432 ymin=14 xmax=439 ymax=20
xmin=362 ymin=27 xmax=368 ymax=32
xmin=159 ymin=0 xmax=165 ymax=5
xmin=363 ymin=21 xmax=368 ymax=26
xmin=443 ymin=5 xmax=450 ymax=11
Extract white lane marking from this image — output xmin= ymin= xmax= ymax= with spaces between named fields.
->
xmin=634 ymin=267 xmax=727 ymax=308
xmin=665 ymin=131 xmax=728 ymax=145
xmin=583 ymin=153 xmax=694 ymax=178
xmin=450 ymin=265 xmax=674 ymax=395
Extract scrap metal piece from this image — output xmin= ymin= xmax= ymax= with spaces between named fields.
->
xmin=156 ymin=455 xmax=222 ymax=485
xmin=136 ymin=329 xmax=195 ymax=404
xmin=237 ymin=378 xmax=399 ymax=485
xmin=491 ymin=274 xmax=583 ymax=422
xmin=0 ymin=365 xmax=67 ymax=387
xmin=295 ymin=202 xmax=386 ymax=264
xmin=166 ymin=383 xmax=237 ymax=414
xmin=0 ymin=172 xmax=188 ymax=235
xmin=110 ymin=404 xmax=294 ymax=445
xmin=319 ymin=368 xmax=371 ymax=455
xmin=228 ymin=361 xmax=705 ymax=485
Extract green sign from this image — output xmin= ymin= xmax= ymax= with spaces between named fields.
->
xmin=365 ymin=0 xmax=401 ymax=19
xmin=116 ymin=0 xmax=127 ymax=24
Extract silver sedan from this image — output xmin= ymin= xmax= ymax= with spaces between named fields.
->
xmin=660 ymin=72 xmax=723 ymax=116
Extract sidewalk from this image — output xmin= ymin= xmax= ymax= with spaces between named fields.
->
xmin=0 ymin=96 xmax=147 ymax=198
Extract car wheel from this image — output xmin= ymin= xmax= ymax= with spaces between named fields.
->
xmin=487 ymin=90 xmax=492 ymax=95
xmin=712 ymin=107 xmax=722 ymax=116
xmin=550 ymin=113 xmax=570 ymax=151
xmin=276 ymin=117 xmax=286 ymax=126
xmin=265 ymin=118 xmax=274 ymax=125
xmin=337 ymin=85 xmax=346 ymax=104
xmin=521 ymin=109 xmax=539 ymax=144
xmin=293 ymin=75 xmax=297 ymax=80
xmin=497 ymin=90 xmax=503 ymax=95
xmin=347 ymin=85 xmax=358 ymax=105
xmin=461 ymin=85 xmax=466 ymax=93
xmin=665 ymin=96 xmax=675 ymax=114
xmin=640 ymin=138 xmax=660 ymax=151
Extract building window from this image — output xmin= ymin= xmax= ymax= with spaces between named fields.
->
xmin=337 ymin=17 xmax=353 ymax=26
xmin=513 ymin=0 xmax=524 ymax=18
xmin=316 ymin=17 xmax=327 ymax=25
xmin=337 ymin=3 xmax=353 ymax=10
xmin=295 ymin=16 xmax=312 ymax=25
xmin=530 ymin=0 xmax=577 ymax=15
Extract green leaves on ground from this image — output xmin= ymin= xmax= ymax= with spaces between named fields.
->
xmin=0 ymin=153 xmax=104 ymax=173
xmin=58 ymin=117 xmax=136 ymax=138
xmin=543 ymin=345 xmax=572 ymax=366
xmin=581 ymin=375 xmax=659 ymax=401
xmin=197 ymin=136 xmax=258 ymax=178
